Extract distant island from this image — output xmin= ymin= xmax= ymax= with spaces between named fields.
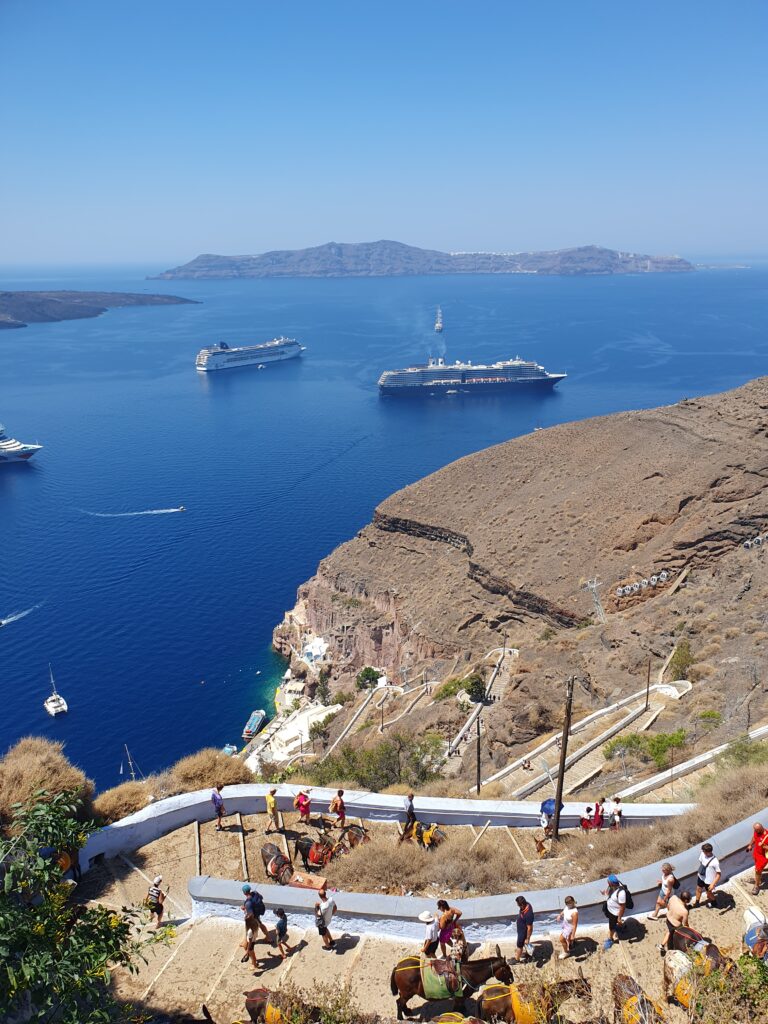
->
xmin=152 ymin=240 xmax=694 ymax=280
xmin=0 ymin=290 xmax=197 ymax=330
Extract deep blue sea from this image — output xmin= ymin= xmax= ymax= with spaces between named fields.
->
xmin=1 ymin=264 xmax=766 ymax=790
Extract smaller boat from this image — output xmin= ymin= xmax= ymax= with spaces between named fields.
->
xmin=434 ymin=306 xmax=443 ymax=333
xmin=221 ymin=743 xmax=238 ymax=756
xmin=242 ymin=708 xmax=266 ymax=740
xmin=44 ymin=665 xmax=68 ymax=717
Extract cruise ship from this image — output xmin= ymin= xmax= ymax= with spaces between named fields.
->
xmin=0 ymin=423 xmax=42 ymax=462
xmin=195 ymin=336 xmax=305 ymax=372
xmin=378 ymin=354 xmax=566 ymax=396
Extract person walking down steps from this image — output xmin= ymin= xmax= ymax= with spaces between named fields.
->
xmin=315 ymin=886 xmax=337 ymax=951
xmin=211 ymin=784 xmax=226 ymax=832
xmin=145 ymin=875 xmax=166 ymax=931
xmin=265 ymin=787 xmax=281 ymax=834
xmin=241 ymin=884 xmax=270 ymax=941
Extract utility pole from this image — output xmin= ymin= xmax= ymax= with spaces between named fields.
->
xmin=645 ymin=657 xmax=651 ymax=711
xmin=476 ymin=710 xmax=482 ymax=796
xmin=551 ymin=676 xmax=575 ymax=842
xmin=583 ymin=577 xmax=606 ymax=624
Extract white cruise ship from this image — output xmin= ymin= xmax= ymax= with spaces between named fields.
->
xmin=195 ymin=336 xmax=305 ymax=372
xmin=0 ymin=423 xmax=42 ymax=463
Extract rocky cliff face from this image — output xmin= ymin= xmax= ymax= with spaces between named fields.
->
xmin=152 ymin=241 xmax=693 ymax=280
xmin=275 ymin=381 xmax=768 ymax=748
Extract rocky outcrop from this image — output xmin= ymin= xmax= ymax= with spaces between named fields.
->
xmin=152 ymin=241 xmax=693 ymax=280
xmin=0 ymin=291 xmax=197 ymax=329
xmin=274 ymin=379 xmax=768 ymax=694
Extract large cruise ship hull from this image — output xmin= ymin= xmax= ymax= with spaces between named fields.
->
xmin=379 ymin=375 xmax=565 ymax=397
xmin=198 ymin=347 xmax=303 ymax=371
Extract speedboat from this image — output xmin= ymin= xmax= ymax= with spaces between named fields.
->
xmin=44 ymin=665 xmax=68 ymax=716
xmin=221 ymin=743 xmax=238 ymax=756
xmin=242 ymin=709 xmax=266 ymax=740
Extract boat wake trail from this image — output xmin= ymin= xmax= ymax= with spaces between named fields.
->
xmin=79 ymin=507 xmax=185 ymax=517
xmin=0 ymin=602 xmax=43 ymax=628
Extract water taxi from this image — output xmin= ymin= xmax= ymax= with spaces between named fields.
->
xmin=242 ymin=709 xmax=266 ymax=740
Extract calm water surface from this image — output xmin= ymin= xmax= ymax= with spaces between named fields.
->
xmin=1 ymin=266 xmax=766 ymax=788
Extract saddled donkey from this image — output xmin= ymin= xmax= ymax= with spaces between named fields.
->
xmin=477 ymin=969 xmax=591 ymax=1023
xmin=668 ymin=925 xmax=734 ymax=973
xmin=612 ymin=974 xmax=666 ymax=1024
xmin=390 ymin=946 xmax=513 ymax=1020
xmin=260 ymin=842 xmax=294 ymax=885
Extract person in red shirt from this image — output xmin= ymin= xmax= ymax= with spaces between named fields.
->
xmin=747 ymin=822 xmax=768 ymax=895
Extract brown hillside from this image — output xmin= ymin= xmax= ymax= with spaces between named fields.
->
xmin=275 ymin=379 xmax=768 ymax=774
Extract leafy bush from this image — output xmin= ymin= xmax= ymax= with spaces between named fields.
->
xmin=434 ymin=677 xmax=463 ymax=701
xmin=335 ymin=690 xmax=355 ymax=705
xmin=0 ymin=790 xmax=167 ymax=1022
xmin=465 ymin=672 xmax=487 ymax=703
xmin=718 ymin=735 xmax=768 ymax=768
xmin=604 ymin=729 xmax=687 ymax=768
xmin=308 ymin=731 xmax=444 ymax=790
xmin=356 ymin=666 xmax=382 ymax=690
xmin=539 ymin=626 xmax=556 ymax=641
xmin=0 ymin=737 xmax=94 ymax=826
xmin=669 ymin=638 xmax=695 ymax=679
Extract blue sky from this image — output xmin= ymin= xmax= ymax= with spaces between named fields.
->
xmin=1 ymin=1 xmax=766 ymax=263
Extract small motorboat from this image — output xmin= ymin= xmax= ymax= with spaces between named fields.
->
xmin=242 ymin=708 xmax=266 ymax=740
xmin=44 ymin=665 xmax=68 ymax=717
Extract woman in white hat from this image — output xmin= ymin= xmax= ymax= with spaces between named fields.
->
xmin=146 ymin=875 xmax=165 ymax=930
xmin=419 ymin=910 xmax=440 ymax=957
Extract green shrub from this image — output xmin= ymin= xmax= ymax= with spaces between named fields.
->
xmin=335 ymin=690 xmax=355 ymax=705
xmin=356 ymin=666 xmax=382 ymax=690
xmin=308 ymin=731 xmax=444 ymax=791
xmin=434 ymin=677 xmax=463 ymax=701
xmin=718 ymin=736 xmax=768 ymax=768
xmin=669 ymin=638 xmax=695 ymax=679
xmin=539 ymin=626 xmax=556 ymax=641
xmin=465 ymin=673 xmax=487 ymax=703
xmin=603 ymin=729 xmax=687 ymax=768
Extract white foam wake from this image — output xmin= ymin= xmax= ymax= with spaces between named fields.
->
xmin=0 ymin=602 xmax=43 ymax=627
xmin=79 ymin=507 xmax=185 ymax=517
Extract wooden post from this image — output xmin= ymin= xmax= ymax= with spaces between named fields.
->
xmin=551 ymin=676 xmax=575 ymax=842
xmin=476 ymin=710 xmax=482 ymax=795
xmin=236 ymin=812 xmax=249 ymax=881
xmin=645 ymin=658 xmax=651 ymax=711
xmin=469 ymin=820 xmax=492 ymax=850
xmin=195 ymin=820 xmax=202 ymax=876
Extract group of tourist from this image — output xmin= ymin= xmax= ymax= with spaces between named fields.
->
xmin=169 ymin=785 xmax=768 ymax=975
xmin=578 ymin=795 xmax=623 ymax=831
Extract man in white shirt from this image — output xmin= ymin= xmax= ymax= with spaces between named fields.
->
xmin=609 ymin=796 xmax=623 ymax=830
xmin=693 ymin=843 xmax=721 ymax=907
xmin=419 ymin=910 xmax=440 ymax=957
xmin=315 ymin=886 xmax=337 ymax=951
xmin=602 ymin=874 xmax=627 ymax=949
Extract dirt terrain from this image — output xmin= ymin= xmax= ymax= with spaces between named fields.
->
xmin=275 ymin=379 xmax=768 ymax=780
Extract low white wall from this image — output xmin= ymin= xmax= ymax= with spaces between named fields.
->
xmin=188 ymin=806 xmax=766 ymax=940
xmin=617 ymin=725 xmax=768 ymax=798
xmin=80 ymin=784 xmax=696 ymax=870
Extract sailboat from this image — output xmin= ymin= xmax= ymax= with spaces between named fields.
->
xmin=43 ymin=665 xmax=68 ymax=716
xmin=434 ymin=306 xmax=443 ymax=333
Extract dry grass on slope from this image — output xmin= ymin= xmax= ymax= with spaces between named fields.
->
xmin=327 ymin=829 xmax=524 ymax=897
xmin=94 ymin=748 xmax=255 ymax=823
xmin=568 ymin=761 xmax=768 ymax=878
xmin=0 ymin=737 xmax=94 ymax=825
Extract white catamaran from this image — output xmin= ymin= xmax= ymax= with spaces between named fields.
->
xmin=44 ymin=665 xmax=68 ymax=716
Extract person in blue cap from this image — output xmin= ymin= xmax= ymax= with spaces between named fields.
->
xmin=241 ymin=883 xmax=270 ymax=942
xmin=601 ymin=874 xmax=627 ymax=949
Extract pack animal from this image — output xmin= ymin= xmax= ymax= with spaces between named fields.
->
xmin=390 ymin=946 xmax=513 ymax=1020
xmin=260 ymin=842 xmax=293 ymax=886
xmin=667 ymin=925 xmax=734 ymax=973
xmin=611 ymin=974 xmax=666 ymax=1024
xmin=477 ymin=969 xmax=591 ymax=1023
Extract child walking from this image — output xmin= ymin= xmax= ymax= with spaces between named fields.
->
xmin=274 ymin=908 xmax=293 ymax=959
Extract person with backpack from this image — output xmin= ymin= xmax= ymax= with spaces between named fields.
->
xmin=692 ymin=842 xmax=721 ymax=908
xmin=649 ymin=862 xmax=678 ymax=920
xmin=329 ymin=789 xmax=346 ymax=828
xmin=602 ymin=873 xmax=632 ymax=949
xmin=145 ymin=875 xmax=166 ymax=930
xmin=241 ymin=883 xmax=270 ymax=941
